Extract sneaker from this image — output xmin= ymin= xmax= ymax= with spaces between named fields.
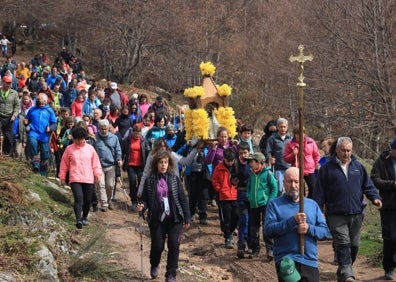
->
xmin=76 ymin=221 xmax=83 ymax=229
xmin=210 ymin=199 xmax=217 ymax=207
xmin=237 ymin=248 xmax=245 ymax=259
xmin=92 ymin=204 xmax=98 ymax=212
xmin=82 ymin=218 xmax=89 ymax=226
xmin=249 ymin=249 xmax=260 ymax=259
xmin=130 ymin=202 xmax=137 ymax=211
xmin=199 ymin=218 xmax=208 ymax=225
xmin=385 ymin=271 xmax=394 ymax=280
xmin=165 ymin=274 xmax=176 ymax=282
xmin=225 ymin=238 xmax=233 ymax=249
xmin=345 ymin=277 xmax=355 ymax=282
xmin=101 ymin=207 xmax=108 ymax=212
xmin=150 ymin=266 xmax=159 ymax=279
xmin=108 ymin=202 xmax=114 ymax=210
xmin=267 ymin=249 xmax=274 ymax=261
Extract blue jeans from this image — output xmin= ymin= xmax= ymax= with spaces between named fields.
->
xmin=28 ymin=137 xmax=50 ymax=174
xmin=236 ymin=196 xmax=250 ymax=249
xmin=1 ymin=45 xmax=7 ymax=57
xmin=274 ymin=169 xmax=286 ymax=196
xmin=327 ymin=214 xmax=363 ymax=281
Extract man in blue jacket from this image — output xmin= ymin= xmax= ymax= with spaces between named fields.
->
xmin=24 ymin=93 xmax=57 ymax=176
xmin=265 ymin=167 xmax=330 ymax=281
xmin=314 ymin=137 xmax=382 ymax=282
xmin=95 ymin=119 xmax=122 ymax=211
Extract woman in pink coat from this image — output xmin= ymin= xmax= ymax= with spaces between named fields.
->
xmin=59 ymin=126 xmax=102 ymax=229
xmin=283 ymin=126 xmax=320 ymax=198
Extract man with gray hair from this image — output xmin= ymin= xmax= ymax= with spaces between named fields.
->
xmin=94 ymin=119 xmax=122 ymax=211
xmin=265 ymin=117 xmax=292 ymax=196
xmin=314 ymin=137 xmax=382 ymax=282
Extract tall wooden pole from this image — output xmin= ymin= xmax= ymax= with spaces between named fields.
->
xmin=289 ymin=44 xmax=313 ymax=255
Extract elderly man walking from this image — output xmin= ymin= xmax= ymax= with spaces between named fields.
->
xmin=94 ymin=119 xmax=122 ymax=211
xmin=314 ymin=137 xmax=382 ymax=282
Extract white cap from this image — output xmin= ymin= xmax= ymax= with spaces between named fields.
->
xmin=110 ymin=82 xmax=117 ymax=89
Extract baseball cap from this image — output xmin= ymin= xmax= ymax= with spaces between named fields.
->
xmin=2 ymin=76 xmax=12 ymax=83
xmin=245 ymin=152 xmax=265 ymax=163
xmin=110 ymin=82 xmax=117 ymax=89
xmin=279 ymin=256 xmax=301 ymax=282
xmin=391 ymin=137 xmax=396 ymax=150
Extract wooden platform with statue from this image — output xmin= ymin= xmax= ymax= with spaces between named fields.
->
xmin=183 ymin=61 xmax=237 ymax=140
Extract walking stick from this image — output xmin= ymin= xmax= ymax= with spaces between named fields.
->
xmin=289 ymin=44 xmax=313 ymax=255
xmin=138 ymin=208 xmax=145 ymax=282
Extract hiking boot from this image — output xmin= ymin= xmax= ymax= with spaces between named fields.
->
xmin=199 ymin=218 xmax=208 ymax=225
xmin=82 ymin=218 xmax=89 ymax=226
xmin=150 ymin=266 xmax=159 ymax=279
xmin=130 ymin=202 xmax=137 ymax=212
xmin=76 ymin=221 xmax=83 ymax=229
xmin=345 ymin=277 xmax=355 ymax=282
xmin=237 ymin=248 xmax=245 ymax=259
xmin=165 ymin=274 xmax=176 ymax=282
xmin=225 ymin=237 xmax=233 ymax=249
xmin=385 ymin=270 xmax=394 ymax=280
xmin=108 ymin=202 xmax=114 ymax=210
xmin=101 ymin=207 xmax=108 ymax=212
xmin=92 ymin=204 xmax=98 ymax=212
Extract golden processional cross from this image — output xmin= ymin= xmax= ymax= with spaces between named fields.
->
xmin=289 ymin=44 xmax=313 ymax=255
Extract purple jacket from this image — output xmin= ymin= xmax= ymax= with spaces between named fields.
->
xmin=204 ymin=141 xmax=237 ymax=170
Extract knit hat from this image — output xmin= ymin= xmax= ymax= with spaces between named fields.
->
xmin=391 ymin=137 xmax=396 ymax=149
xmin=279 ymin=256 xmax=301 ymax=282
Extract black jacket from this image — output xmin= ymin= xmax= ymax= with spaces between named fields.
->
xmin=371 ymin=151 xmax=396 ymax=210
xmin=122 ymin=135 xmax=150 ymax=171
xmin=141 ymin=173 xmax=191 ymax=227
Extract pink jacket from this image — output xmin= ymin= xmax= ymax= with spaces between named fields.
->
xmin=283 ymin=136 xmax=320 ymax=175
xmin=59 ymin=141 xmax=102 ymax=184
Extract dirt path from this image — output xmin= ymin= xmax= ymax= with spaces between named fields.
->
xmin=90 ymin=186 xmax=388 ymax=282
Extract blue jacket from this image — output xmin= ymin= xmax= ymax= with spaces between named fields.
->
xmin=265 ymin=132 xmax=292 ymax=170
xmin=264 ymin=194 xmax=330 ymax=267
xmin=94 ymin=132 xmax=122 ymax=168
xmin=314 ymin=155 xmax=381 ymax=215
xmin=25 ymin=105 xmax=57 ymax=142
xmin=146 ymin=126 xmax=165 ymax=143
xmin=82 ymin=98 xmax=101 ymax=116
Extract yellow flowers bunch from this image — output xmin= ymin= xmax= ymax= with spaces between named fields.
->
xmin=184 ymin=86 xmax=205 ymax=99
xmin=200 ymin=61 xmax=216 ymax=77
xmin=214 ymin=107 xmax=237 ymax=138
xmin=217 ymin=84 xmax=232 ymax=97
xmin=184 ymin=108 xmax=210 ymax=140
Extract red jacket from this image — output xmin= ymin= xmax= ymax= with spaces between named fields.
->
xmin=212 ymin=162 xmax=237 ymax=201
xmin=283 ymin=136 xmax=320 ymax=175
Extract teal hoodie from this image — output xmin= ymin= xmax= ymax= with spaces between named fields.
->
xmin=246 ymin=167 xmax=278 ymax=208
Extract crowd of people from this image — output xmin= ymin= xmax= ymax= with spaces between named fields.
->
xmin=0 ymin=46 xmax=395 ymax=282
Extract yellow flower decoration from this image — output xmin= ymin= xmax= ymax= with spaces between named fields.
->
xmin=184 ymin=86 xmax=205 ymax=99
xmin=217 ymin=84 xmax=232 ymax=97
xmin=214 ymin=107 xmax=237 ymax=138
xmin=184 ymin=108 xmax=209 ymax=140
xmin=200 ymin=61 xmax=216 ymax=77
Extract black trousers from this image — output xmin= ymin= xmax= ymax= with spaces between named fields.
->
xmin=219 ymin=200 xmax=239 ymax=239
xmin=71 ymin=182 xmax=94 ymax=222
xmin=381 ymin=209 xmax=396 ymax=272
xmin=149 ymin=221 xmax=183 ymax=278
xmin=186 ymin=171 xmax=209 ymax=220
xmin=127 ymin=165 xmax=143 ymax=204
xmin=0 ymin=115 xmax=14 ymax=155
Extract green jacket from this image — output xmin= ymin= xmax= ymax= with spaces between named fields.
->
xmin=0 ymin=88 xmax=20 ymax=118
xmin=246 ymin=167 xmax=278 ymax=208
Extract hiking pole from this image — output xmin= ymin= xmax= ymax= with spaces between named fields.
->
xmin=138 ymin=206 xmax=145 ymax=282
